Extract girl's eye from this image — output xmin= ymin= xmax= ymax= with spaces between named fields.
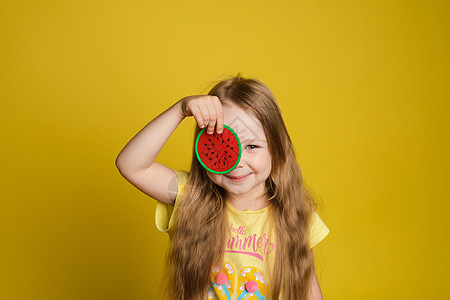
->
xmin=246 ymin=145 xmax=259 ymax=150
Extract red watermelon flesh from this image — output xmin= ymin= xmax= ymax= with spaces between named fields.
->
xmin=195 ymin=125 xmax=241 ymax=174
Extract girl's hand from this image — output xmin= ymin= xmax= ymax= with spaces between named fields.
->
xmin=179 ymin=95 xmax=224 ymax=134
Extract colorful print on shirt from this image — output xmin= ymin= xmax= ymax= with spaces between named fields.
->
xmin=208 ymin=261 xmax=268 ymax=300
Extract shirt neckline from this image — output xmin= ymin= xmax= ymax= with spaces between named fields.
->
xmin=225 ymin=199 xmax=273 ymax=214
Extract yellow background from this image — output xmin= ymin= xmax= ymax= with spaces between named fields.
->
xmin=1 ymin=0 xmax=449 ymax=299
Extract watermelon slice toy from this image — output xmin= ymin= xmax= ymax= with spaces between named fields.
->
xmin=195 ymin=124 xmax=241 ymax=174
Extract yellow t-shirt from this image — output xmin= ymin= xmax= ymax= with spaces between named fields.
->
xmin=155 ymin=170 xmax=330 ymax=300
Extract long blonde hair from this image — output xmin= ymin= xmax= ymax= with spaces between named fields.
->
xmin=160 ymin=73 xmax=317 ymax=299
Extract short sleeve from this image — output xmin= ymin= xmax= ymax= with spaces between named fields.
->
xmin=155 ymin=170 xmax=189 ymax=233
xmin=308 ymin=211 xmax=330 ymax=249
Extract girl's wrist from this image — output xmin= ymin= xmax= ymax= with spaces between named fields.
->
xmin=172 ymin=99 xmax=186 ymax=120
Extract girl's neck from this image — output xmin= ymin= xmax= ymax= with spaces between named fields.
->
xmin=226 ymin=193 xmax=271 ymax=211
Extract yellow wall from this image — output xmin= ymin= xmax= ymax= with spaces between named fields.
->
xmin=1 ymin=0 xmax=449 ymax=299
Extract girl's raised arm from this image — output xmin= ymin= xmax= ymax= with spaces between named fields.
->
xmin=115 ymin=95 xmax=223 ymax=205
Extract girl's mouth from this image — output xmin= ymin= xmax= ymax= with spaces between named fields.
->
xmin=226 ymin=174 xmax=251 ymax=182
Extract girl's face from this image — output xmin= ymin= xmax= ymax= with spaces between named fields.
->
xmin=206 ymin=102 xmax=272 ymax=203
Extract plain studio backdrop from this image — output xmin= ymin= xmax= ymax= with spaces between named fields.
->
xmin=0 ymin=0 xmax=449 ymax=299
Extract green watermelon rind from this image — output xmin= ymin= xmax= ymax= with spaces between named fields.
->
xmin=195 ymin=124 xmax=242 ymax=174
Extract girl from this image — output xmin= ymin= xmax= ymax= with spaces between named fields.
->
xmin=116 ymin=74 xmax=330 ymax=300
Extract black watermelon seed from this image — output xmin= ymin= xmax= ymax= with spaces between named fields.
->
xmin=228 ymin=155 xmax=231 ymax=158
xmin=231 ymin=147 xmax=233 ymax=150
xmin=214 ymin=163 xmax=216 ymax=166
xmin=224 ymin=157 xmax=226 ymax=160
xmin=218 ymin=160 xmax=220 ymax=163
xmin=227 ymin=139 xmax=230 ymax=141
xmin=205 ymin=154 xmax=208 ymax=156
xmin=225 ymin=151 xmax=227 ymax=153
xmin=209 ymin=157 xmax=212 ymax=160
xmin=208 ymin=139 xmax=211 ymax=142
xmin=226 ymin=145 xmax=229 ymax=147
xmin=216 ymin=137 xmax=219 ymax=141
xmin=216 ymin=155 xmax=218 ymax=158
xmin=204 ymin=143 xmax=207 ymax=146
xmin=212 ymin=143 xmax=215 ymax=146
xmin=223 ymin=162 xmax=226 ymax=165
xmin=211 ymin=152 xmax=214 ymax=154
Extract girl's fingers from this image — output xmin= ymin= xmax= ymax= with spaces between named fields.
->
xmin=205 ymin=99 xmax=217 ymax=134
xmin=185 ymin=96 xmax=223 ymax=132
xmin=197 ymin=99 xmax=211 ymax=130
xmin=189 ymin=103 xmax=204 ymax=128
xmin=213 ymin=98 xmax=224 ymax=134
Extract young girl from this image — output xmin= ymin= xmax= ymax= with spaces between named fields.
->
xmin=116 ymin=74 xmax=330 ymax=300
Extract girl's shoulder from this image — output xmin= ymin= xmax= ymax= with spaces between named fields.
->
xmin=309 ymin=211 xmax=330 ymax=248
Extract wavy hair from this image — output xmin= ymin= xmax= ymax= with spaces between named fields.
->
xmin=159 ymin=73 xmax=318 ymax=299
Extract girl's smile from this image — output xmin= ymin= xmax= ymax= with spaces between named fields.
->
xmin=225 ymin=173 xmax=252 ymax=182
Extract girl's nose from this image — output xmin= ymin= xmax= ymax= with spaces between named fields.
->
xmin=236 ymin=153 xmax=245 ymax=169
